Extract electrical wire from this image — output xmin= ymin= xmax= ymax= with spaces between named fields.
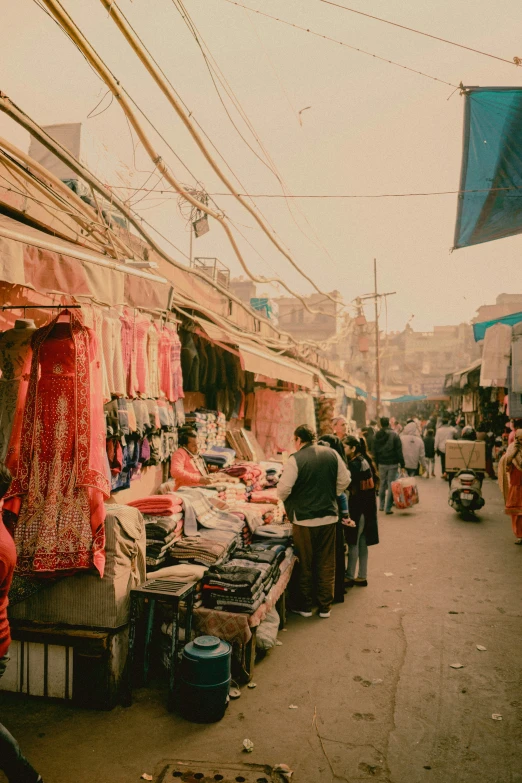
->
xmin=319 ymin=0 xmax=522 ymax=68
xmin=95 ymin=185 xmax=522 ymax=199
xmin=214 ymin=0 xmax=459 ymax=88
xmin=170 ymin=0 xmax=345 ymax=276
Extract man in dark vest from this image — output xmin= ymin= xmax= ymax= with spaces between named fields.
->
xmin=277 ymin=425 xmax=351 ymax=618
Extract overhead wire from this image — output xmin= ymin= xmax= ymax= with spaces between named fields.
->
xmin=97 ymin=0 xmax=343 ymax=310
xmin=100 ymin=0 xmax=300 ymax=288
xmin=215 ymin=0 xmax=459 ymax=88
xmin=175 ymin=0 xmax=342 ymax=272
xmin=319 ymin=0 xmax=522 ymax=68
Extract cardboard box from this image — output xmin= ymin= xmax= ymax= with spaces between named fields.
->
xmin=445 ymin=440 xmax=486 ymax=471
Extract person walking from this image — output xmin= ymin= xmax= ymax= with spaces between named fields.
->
xmin=423 ymin=428 xmax=436 ymax=477
xmin=498 ymin=430 xmax=522 ymax=544
xmin=400 ymin=422 xmax=427 ymax=477
xmin=343 ymin=436 xmax=379 ymax=587
xmin=277 ymin=425 xmax=351 ymax=618
xmin=331 ymin=416 xmax=348 ymax=440
xmin=435 ymin=417 xmax=456 ymax=479
xmin=0 ymin=463 xmax=44 ymax=783
xmin=374 ymin=417 xmax=405 ymax=515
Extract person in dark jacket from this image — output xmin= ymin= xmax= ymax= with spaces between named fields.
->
xmin=343 ymin=436 xmax=379 ymax=587
xmin=374 ymin=416 xmax=405 ymax=515
xmin=423 ymin=428 xmax=436 ymax=477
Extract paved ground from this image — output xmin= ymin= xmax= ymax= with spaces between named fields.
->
xmin=1 ymin=475 xmax=521 ymax=783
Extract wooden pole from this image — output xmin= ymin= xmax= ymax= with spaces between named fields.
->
xmin=374 ymin=258 xmax=381 ymax=417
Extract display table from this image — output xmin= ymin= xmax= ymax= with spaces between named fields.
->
xmin=192 ymin=555 xmax=296 ymax=681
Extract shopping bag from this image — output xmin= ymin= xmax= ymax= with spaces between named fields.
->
xmin=391 ymin=476 xmax=419 ymax=509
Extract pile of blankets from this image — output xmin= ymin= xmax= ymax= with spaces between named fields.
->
xmin=168 ymin=528 xmax=238 ymax=567
xmin=202 ymin=446 xmax=236 ymax=469
xmin=202 ymin=542 xmax=288 ymax=613
xmin=128 ymin=494 xmax=185 ymax=571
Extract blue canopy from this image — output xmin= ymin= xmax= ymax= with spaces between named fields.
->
xmin=383 ymin=394 xmax=427 ymax=403
xmin=473 ymin=309 xmax=522 ymax=341
xmin=454 ymin=87 xmax=522 ymax=249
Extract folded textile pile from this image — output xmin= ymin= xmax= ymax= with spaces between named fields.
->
xmin=168 ymin=534 xmax=234 ymax=567
xmin=128 ymin=494 xmax=184 ymax=516
xmin=218 ymin=483 xmax=248 ymax=504
xmin=177 ymin=487 xmax=244 ymax=535
xmin=253 ymin=523 xmax=292 ymax=544
xmin=250 ymin=489 xmax=279 ymax=505
xmin=227 ymin=547 xmax=282 ymax=598
xmin=202 ymin=445 xmax=236 ymax=469
xmin=260 ymin=461 xmax=283 ymax=487
xmin=185 ymin=409 xmax=227 ymax=451
xmin=202 ymin=564 xmax=266 ymax=613
xmin=223 ymin=462 xmax=266 ymax=492
xmin=145 ymin=513 xmax=183 ymax=570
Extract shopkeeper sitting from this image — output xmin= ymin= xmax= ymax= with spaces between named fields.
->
xmin=170 ymin=427 xmax=213 ymax=490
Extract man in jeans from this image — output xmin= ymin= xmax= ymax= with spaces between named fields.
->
xmin=0 ymin=463 xmax=43 ymax=783
xmin=374 ymin=417 xmax=405 ymax=515
xmin=277 ymin=425 xmax=351 ymax=618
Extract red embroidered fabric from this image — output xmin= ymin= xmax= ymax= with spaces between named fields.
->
xmin=4 ymin=311 xmax=110 ymax=577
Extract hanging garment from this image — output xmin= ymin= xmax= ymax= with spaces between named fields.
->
xmin=0 ymin=321 xmax=36 ymax=461
xmin=134 ymin=313 xmax=152 ymax=396
xmin=120 ymin=309 xmax=139 ymax=398
xmin=180 ymin=329 xmax=200 ymax=392
xmin=480 ymin=323 xmax=512 ymax=387
xmin=4 ymin=311 xmax=110 ymax=577
xmin=147 ymin=321 xmax=161 ymax=399
xmin=88 ymin=307 xmax=111 ymax=403
xmin=101 ymin=312 xmax=126 ymax=397
xmin=168 ymin=324 xmax=184 ymax=401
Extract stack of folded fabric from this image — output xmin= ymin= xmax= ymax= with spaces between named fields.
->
xmin=260 ymin=461 xmax=283 ymax=487
xmin=128 ymin=494 xmax=185 ymax=571
xmin=253 ymin=523 xmax=292 ymax=545
xmin=216 ymin=411 xmax=227 ymax=447
xmin=227 ymin=547 xmax=281 ymax=597
xmin=218 ymin=483 xmax=248 ymax=505
xmin=127 ymin=494 xmax=184 ymax=516
xmin=202 ymin=564 xmax=265 ymax=613
xmin=202 ymin=445 xmax=236 ymax=469
xmin=168 ymin=527 xmax=237 ymax=567
xmin=144 ymin=512 xmax=184 ymax=571
xmin=249 ymin=488 xmax=279 ymax=505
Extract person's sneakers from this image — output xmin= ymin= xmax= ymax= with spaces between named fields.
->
xmin=385 ymin=510 xmax=394 ymax=515
xmin=344 ymin=577 xmax=355 ymax=588
xmin=353 ymin=578 xmax=368 ymax=587
xmin=318 ymin=611 xmax=331 ymax=618
xmin=291 ymin=609 xmax=313 ymax=617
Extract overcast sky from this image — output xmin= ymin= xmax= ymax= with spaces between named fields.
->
xmin=2 ymin=0 xmax=522 ymax=331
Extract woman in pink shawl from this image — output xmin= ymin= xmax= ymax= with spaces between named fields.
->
xmin=498 ymin=429 xmax=522 ymax=544
xmin=3 ymin=310 xmax=110 ymax=576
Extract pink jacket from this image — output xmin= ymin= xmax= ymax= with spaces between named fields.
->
xmin=170 ymin=447 xmax=206 ymax=490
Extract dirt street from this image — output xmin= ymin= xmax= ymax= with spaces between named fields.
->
xmin=1 ymin=476 xmax=521 ymax=783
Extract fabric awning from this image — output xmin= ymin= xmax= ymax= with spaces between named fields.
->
xmin=454 ymin=87 xmax=522 ymax=250
xmin=473 ymin=310 xmax=522 ymax=342
xmin=237 ymin=342 xmax=315 ymax=388
xmin=0 ymin=213 xmax=169 ymax=308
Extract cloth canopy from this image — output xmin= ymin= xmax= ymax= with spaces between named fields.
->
xmin=454 ymin=87 xmax=522 ymax=249
xmin=473 ymin=310 xmax=522 ymax=342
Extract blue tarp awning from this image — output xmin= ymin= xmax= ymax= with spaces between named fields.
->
xmin=355 ymin=386 xmax=368 ymax=399
xmin=454 ymin=87 xmax=522 ymax=249
xmin=473 ymin=310 xmax=522 ymax=341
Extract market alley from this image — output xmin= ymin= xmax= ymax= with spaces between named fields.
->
xmin=1 ymin=474 xmax=520 ymax=783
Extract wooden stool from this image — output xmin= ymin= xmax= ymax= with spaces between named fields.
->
xmin=123 ymin=578 xmax=196 ymax=710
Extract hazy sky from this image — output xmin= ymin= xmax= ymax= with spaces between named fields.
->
xmin=2 ymin=0 xmax=522 ymax=331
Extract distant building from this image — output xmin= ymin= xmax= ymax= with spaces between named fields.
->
xmin=275 ymin=291 xmax=342 ymax=343
xmin=229 ymin=277 xmax=257 ymax=304
xmin=474 ymin=293 xmax=522 ymax=324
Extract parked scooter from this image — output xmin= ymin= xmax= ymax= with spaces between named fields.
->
xmin=448 ymin=468 xmax=485 ymax=518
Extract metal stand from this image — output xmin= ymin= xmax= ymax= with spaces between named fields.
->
xmin=123 ymin=578 xmax=196 ymax=710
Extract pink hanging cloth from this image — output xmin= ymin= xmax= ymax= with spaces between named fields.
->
xmin=4 ymin=310 xmax=110 ymax=577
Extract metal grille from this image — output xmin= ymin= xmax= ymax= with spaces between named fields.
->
xmin=156 ymin=760 xmax=286 ymax=783
xmin=132 ymin=579 xmax=196 ymax=599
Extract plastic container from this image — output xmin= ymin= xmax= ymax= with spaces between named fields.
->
xmin=179 ymin=635 xmax=232 ymax=723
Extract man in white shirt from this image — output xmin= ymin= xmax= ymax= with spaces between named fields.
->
xmin=277 ymin=425 xmax=351 ymax=618
xmin=435 ymin=417 xmax=457 ymax=479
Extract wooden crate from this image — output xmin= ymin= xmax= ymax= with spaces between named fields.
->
xmin=0 ymin=621 xmax=129 ymax=710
